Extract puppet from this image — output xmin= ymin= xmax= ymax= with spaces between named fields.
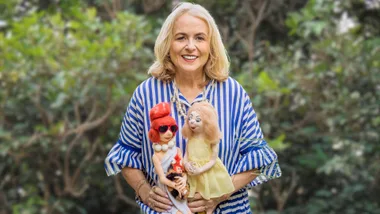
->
xmin=149 ymin=102 xmax=190 ymax=214
xmin=182 ymin=101 xmax=235 ymax=200
xmin=166 ymin=153 xmax=189 ymax=200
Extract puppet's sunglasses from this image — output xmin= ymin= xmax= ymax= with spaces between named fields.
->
xmin=158 ymin=125 xmax=178 ymax=133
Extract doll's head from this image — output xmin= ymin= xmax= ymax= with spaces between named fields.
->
xmin=182 ymin=101 xmax=221 ymax=143
xmin=149 ymin=102 xmax=178 ymax=143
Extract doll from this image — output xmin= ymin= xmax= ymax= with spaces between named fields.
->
xmin=182 ymin=101 xmax=235 ymax=200
xmin=148 ymin=102 xmax=190 ymax=214
xmin=166 ymin=153 xmax=190 ymax=200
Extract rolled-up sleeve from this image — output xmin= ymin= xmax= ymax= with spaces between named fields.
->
xmin=104 ymin=89 xmax=144 ymax=176
xmin=233 ymin=90 xmax=281 ymax=187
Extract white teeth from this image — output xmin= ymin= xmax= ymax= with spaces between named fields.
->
xmin=183 ymin=55 xmax=197 ymax=60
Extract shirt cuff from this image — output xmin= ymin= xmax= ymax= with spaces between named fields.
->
xmin=234 ymin=143 xmax=282 ymax=188
xmin=104 ymin=140 xmax=142 ymax=176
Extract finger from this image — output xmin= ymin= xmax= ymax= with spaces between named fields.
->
xmin=152 ymin=186 xmax=169 ymax=198
xmin=148 ymin=194 xmax=172 ymax=212
xmin=192 ymin=192 xmax=204 ymax=200
xmin=152 ymin=198 xmax=172 ymax=212
xmin=189 ymin=204 xmax=207 ymax=213
xmin=150 ymin=190 xmax=173 ymax=206
xmin=187 ymin=198 xmax=206 ymax=209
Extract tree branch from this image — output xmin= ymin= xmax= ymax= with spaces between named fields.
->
xmin=142 ymin=0 xmax=166 ymax=13
xmin=71 ymin=138 xmax=101 ymax=186
xmin=269 ymin=168 xmax=299 ymax=212
xmin=114 ymin=176 xmax=140 ymax=208
xmin=103 ymin=1 xmax=116 ymax=19
xmin=31 ymin=85 xmax=52 ymax=127
xmin=63 ymin=133 xmax=83 ymax=193
xmin=63 ymin=103 xmax=116 ymax=137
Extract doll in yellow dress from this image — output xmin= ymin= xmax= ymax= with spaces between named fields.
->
xmin=182 ymin=101 xmax=234 ymax=200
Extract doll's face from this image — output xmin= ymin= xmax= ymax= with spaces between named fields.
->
xmin=159 ymin=128 xmax=174 ymax=143
xmin=188 ymin=111 xmax=203 ymax=133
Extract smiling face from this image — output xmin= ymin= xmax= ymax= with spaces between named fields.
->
xmin=188 ymin=111 xmax=203 ymax=133
xmin=169 ymin=13 xmax=210 ymax=76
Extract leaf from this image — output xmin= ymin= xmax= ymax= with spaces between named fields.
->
xmin=268 ymin=133 xmax=290 ymax=151
xmin=256 ymin=71 xmax=278 ymax=93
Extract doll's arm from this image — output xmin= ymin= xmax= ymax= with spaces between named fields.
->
xmin=153 ymin=154 xmax=177 ymax=189
xmin=194 ymin=143 xmax=218 ymax=175
xmin=183 ymin=143 xmax=195 ymax=173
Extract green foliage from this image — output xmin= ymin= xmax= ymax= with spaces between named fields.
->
xmin=0 ymin=4 xmax=152 ymax=213
xmin=1 ymin=0 xmax=379 ymax=213
xmin=236 ymin=0 xmax=380 ymax=212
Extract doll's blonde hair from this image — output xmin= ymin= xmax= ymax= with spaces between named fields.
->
xmin=182 ymin=101 xmax=221 ymax=144
xmin=148 ymin=2 xmax=229 ymax=82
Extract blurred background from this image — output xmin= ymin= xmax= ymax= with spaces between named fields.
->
xmin=0 ymin=0 xmax=379 ymax=213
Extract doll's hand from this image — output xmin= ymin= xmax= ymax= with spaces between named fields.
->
xmin=189 ymin=167 xmax=202 ymax=176
xmin=160 ymin=178 xmax=177 ymax=190
xmin=184 ymin=162 xmax=196 ymax=173
xmin=175 ymin=176 xmax=186 ymax=187
xmin=187 ymin=166 xmax=202 ymax=176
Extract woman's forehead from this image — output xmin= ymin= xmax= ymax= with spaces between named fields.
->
xmin=173 ymin=13 xmax=209 ymax=35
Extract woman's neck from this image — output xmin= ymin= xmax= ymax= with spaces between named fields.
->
xmin=175 ymin=71 xmax=205 ymax=89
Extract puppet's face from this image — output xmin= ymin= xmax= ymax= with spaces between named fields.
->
xmin=188 ymin=111 xmax=203 ymax=133
xmin=159 ymin=128 xmax=174 ymax=143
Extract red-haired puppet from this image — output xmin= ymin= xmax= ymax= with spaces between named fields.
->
xmin=149 ymin=102 xmax=190 ymax=214
xmin=182 ymin=101 xmax=234 ymax=201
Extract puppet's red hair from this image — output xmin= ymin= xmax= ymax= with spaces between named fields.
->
xmin=148 ymin=102 xmax=177 ymax=143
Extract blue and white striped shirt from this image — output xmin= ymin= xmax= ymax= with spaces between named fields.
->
xmin=104 ymin=77 xmax=281 ymax=213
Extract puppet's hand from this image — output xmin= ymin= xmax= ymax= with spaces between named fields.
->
xmin=174 ymin=179 xmax=188 ymax=199
xmin=189 ymin=167 xmax=202 ymax=176
xmin=184 ymin=162 xmax=196 ymax=173
xmin=175 ymin=176 xmax=186 ymax=187
xmin=160 ymin=178 xmax=177 ymax=189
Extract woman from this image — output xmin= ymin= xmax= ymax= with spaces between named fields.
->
xmin=104 ymin=2 xmax=281 ymax=214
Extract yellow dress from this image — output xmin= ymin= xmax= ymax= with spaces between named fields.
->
xmin=187 ymin=137 xmax=235 ymax=200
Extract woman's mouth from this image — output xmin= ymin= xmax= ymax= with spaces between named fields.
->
xmin=182 ymin=55 xmax=198 ymax=62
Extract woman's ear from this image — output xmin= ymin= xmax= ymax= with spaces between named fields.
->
xmin=149 ymin=129 xmax=160 ymax=143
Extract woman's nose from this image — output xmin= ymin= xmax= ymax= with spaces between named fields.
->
xmin=185 ymin=40 xmax=196 ymax=50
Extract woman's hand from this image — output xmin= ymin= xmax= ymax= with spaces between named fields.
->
xmin=187 ymin=193 xmax=226 ymax=214
xmin=143 ymin=186 xmax=173 ymax=213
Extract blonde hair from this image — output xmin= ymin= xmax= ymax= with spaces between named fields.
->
xmin=182 ymin=102 xmax=221 ymax=144
xmin=148 ymin=2 xmax=229 ymax=82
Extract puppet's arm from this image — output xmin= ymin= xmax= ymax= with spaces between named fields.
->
xmin=192 ymin=143 xmax=218 ymax=175
xmin=183 ymin=143 xmax=195 ymax=173
xmin=153 ymin=154 xmax=177 ymax=189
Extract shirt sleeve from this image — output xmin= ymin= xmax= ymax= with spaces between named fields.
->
xmin=233 ymin=88 xmax=282 ymax=187
xmin=104 ymin=88 xmax=144 ymax=176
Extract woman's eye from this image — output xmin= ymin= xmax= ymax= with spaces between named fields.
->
xmin=196 ymin=36 xmax=205 ymax=41
xmin=176 ymin=36 xmax=185 ymax=40
xmin=196 ymin=118 xmax=201 ymax=122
